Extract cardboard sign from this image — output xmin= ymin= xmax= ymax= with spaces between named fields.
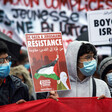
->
xmin=25 ymin=32 xmax=71 ymax=93
xmin=87 ymin=9 xmax=112 ymax=45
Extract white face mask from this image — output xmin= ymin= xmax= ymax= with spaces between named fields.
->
xmin=106 ymin=73 xmax=112 ymax=87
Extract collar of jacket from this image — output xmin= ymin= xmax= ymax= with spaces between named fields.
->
xmin=7 ymin=75 xmax=25 ymax=93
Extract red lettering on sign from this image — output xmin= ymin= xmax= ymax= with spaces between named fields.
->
xmin=43 ymin=0 xmax=112 ymax=11
xmin=3 ymin=0 xmax=39 ymax=7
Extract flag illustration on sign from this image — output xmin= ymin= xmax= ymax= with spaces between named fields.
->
xmin=34 ymin=55 xmax=60 ymax=80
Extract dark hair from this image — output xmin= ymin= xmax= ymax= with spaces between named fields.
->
xmin=77 ymin=43 xmax=97 ymax=61
xmin=0 ymin=41 xmax=8 ymax=55
xmin=18 ymin=53 xmax=28 ymax=63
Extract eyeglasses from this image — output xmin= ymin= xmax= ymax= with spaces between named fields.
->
xmin=0 ymin=56 xmax=11 ymax=64
xmin=79 ymin=55 xmax=97 ymax=61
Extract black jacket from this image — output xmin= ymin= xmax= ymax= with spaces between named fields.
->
xmin=0 ymin=75 xmax=29 ymax=105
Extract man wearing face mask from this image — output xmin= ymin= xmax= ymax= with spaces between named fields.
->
xmin=0 ymin=41 xmax=29 ymax=105
xmin=48 ymin=41 xmax=111 ymax=100
xmin=98 ymin=57 xmax=112 ymax=97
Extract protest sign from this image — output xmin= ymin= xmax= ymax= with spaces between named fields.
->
xmin=25 ymin=32 xmax=71 ymax=92
xmin=87 ymin=9 xmax=112 ymax=45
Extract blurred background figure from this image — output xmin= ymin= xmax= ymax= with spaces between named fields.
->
xmin=93 ymin=55 xmax=109 ymax=79
xmin=12 ymin=50 xmax=30 ymax=70
xmin=98 ymin=57 xmax=112 ymax=97
xmin=17 ymin=51 xmax=30 ymax=70
xmin=10 ymin=65 xmax=36 ymax=100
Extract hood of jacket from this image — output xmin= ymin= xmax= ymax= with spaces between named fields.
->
xmin=10 ymin=65 xmax=33 ymax=95
xmin=66 ymin=40 xmax=90 ymax=82
xmin=98 ymin=56 xmax=112 ymax=79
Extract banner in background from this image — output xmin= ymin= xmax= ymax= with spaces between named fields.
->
xmin=0 ymin=97 xmax=112 ymax=112
xmin=0 ymin=0 xmax=111 ymax=50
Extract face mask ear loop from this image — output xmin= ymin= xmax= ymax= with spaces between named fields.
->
xmin=77 ymin=61 xmax=83 ymax=69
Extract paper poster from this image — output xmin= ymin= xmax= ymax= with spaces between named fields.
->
xmin=25 ymin=32 xmax=71 ymax=93
xmin=87 ymin=9 xmax=112 ymax=45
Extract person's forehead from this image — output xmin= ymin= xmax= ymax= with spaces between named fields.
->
xmin=107 ymin=70 xmax=112 ymax=73
xmin=0 ymin=53 xmax=8 ymax=58
xmin=81 ymin=52 xmax=94 ymax=57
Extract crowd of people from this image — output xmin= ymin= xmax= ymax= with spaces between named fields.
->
xmin=0 ymin=39 xmax=112 ymax=106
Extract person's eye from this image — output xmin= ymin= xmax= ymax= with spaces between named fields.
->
xmin=86 ymin=56 xmax=90 ymax=60
xmin=6 ymin=56 xmax=11 ymax=61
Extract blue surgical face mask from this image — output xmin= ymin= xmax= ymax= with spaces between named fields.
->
xmin=0 ymin=62 xmax=11 ymax=79
xmin=106 ymin=73 xmax=112 ymax=87
xmin=24 ymin=63 xmax=30 ymax=70
xmin=79 ymin=59 xmax=97 ymax=76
